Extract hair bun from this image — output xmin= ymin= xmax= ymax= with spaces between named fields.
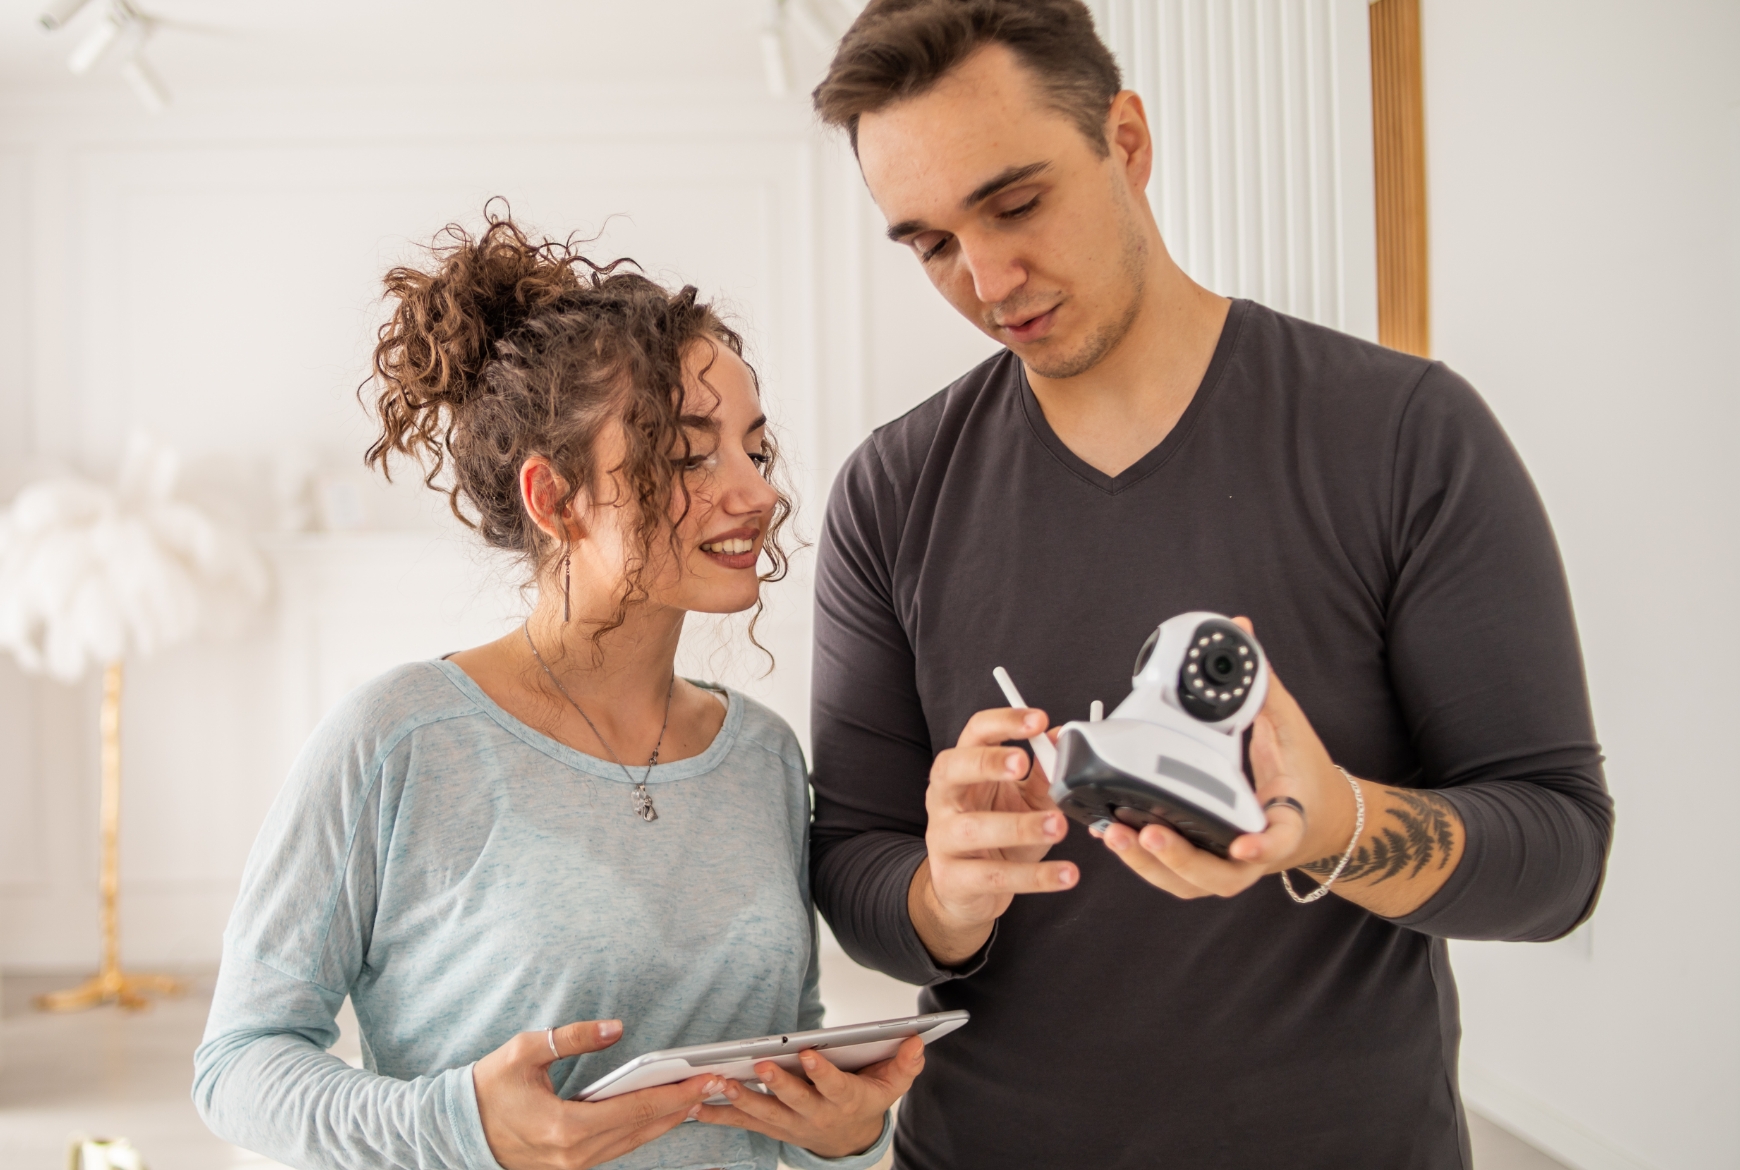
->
xmin=374 ymin=212 xmax=582 ymax=418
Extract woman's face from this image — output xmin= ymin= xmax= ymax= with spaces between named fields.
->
xmin=543 ymin=340 xmax=781 ymax=621
xmin=659 ymin=343 xmax=782 ymax=615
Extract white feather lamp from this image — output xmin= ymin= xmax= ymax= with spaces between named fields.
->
xmin=0 ymin=433 xmax=267 ymax=1010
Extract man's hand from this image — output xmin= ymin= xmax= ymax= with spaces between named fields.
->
xmin=910 ymin=707 xmax=1078 ymax=966
xmin=1096 ymin=618 xmax=1465 ymax=917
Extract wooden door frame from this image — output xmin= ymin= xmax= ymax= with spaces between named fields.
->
xmin=1370 ymin=0 xmax=1429 ymax=356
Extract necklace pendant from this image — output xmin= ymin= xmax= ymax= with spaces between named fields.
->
xmin=633 ymin=784 xmax=658 ymax=822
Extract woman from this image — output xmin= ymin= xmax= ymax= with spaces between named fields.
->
xmin=194 ymin=212 xmax=918 ymax=1170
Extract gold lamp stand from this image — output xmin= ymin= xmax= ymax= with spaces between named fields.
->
xmin=35 ymin=661 xmax=183 ymax=1012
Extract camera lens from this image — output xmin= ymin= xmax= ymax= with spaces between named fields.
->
xmin=1204 ymin=650 xmax=1239 ymax=684
xmin=1177 ymin=618 xmax=1261 ymax=722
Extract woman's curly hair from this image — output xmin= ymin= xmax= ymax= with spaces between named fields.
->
xmin=363 ymin=203 xmax=794 ymax=649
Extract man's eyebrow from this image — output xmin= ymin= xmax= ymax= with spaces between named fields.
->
xmin=961 ymin=161 xmax=1050 ymax=210
xmin=884 ymin=161 xmax=1053 ymax=243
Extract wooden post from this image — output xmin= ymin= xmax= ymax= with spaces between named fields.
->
xmin=1370 ymin=0 xmax=1430 ymax=356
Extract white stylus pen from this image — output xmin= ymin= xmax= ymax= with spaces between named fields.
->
xmin=991 ymin=666 xmax=1058 ymax=778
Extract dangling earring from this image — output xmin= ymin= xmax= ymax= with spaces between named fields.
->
xmin=562 ymin=547 xmax=571 ymax=623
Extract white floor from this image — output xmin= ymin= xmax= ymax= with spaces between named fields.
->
xmin=0 ymin=960 xmax=1568 ymax=1170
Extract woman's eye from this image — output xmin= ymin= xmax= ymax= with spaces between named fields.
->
xmin=748 ymin=450 xmax=772 ymax=473
xmin=683 ymin=451 xmax=719 ymax=473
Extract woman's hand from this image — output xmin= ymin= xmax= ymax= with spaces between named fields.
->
xmin=695 ymin=1036 xmax=924 ymax=1158
xmin=473 ymin=1020 xmax=726 ymax=1170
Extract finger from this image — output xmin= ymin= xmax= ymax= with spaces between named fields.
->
xmin=1021 ymin=736 xmax=1064 ymax=806
xmin=754 ymin=1058 xmax=824 ymax=1112
xmin=712 ymin=1077 xmax=799 ymax=1126
xmin=1134 ymin=823 xmax=1268 ymax=897
xmin=852 ymin=1036 xmax=925 ymax=1097
xmin=956 ymin=706 xmax=1049 ymax=749
xmin=1099 ymin=822 xmax=1207 ymax=898
xmin=551 ymin=1018 xmax=623 ymax=1061
xmin=1226 ymin=811 xmax=1307 ymax=866
xmin=692 ymin=1101 xmax=790 ymax=1140
xmin=1248 ymin=711 xmax=1285 ymax=789
xmin=582 ymin=1073 xmax=726 ymax=1132
xmin=941 ymin=809 xmax=1068 ymax=853
xmin=932 ymin=745 xmax=1033 ymax=791
xmin=931 ymin=855 xmax=1078 ymax=895
xmin=795 ymin=1048 xmax=857 ymax=1103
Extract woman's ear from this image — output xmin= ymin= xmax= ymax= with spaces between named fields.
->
xmin=520 ymin=456 xmax=584 ymax=544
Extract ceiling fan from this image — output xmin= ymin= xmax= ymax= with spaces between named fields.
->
xmin=39 ymin=0 xmax=174 ymax=112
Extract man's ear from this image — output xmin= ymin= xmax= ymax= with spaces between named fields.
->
xmin=519 ymin=456 xmax=584 ymax=544
xmin=1107 ymin=89 xmax=1154 ymax=194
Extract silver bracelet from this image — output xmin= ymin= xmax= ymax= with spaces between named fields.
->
xmin=1281 ymin=767 xmax=1364 ymax=904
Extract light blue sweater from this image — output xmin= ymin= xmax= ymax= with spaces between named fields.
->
xmin=194 ymin=660 xmax=892 ymax=1170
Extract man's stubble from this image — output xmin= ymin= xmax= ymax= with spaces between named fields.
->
xmin=1018 ymin=191 xmax=1150 ymax=382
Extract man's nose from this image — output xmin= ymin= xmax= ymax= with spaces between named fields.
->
xmin=960 ymin=236 xmax=1027 ymax=307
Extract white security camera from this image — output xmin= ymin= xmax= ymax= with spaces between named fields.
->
xmin=1045 ymin=612 xmax=1270 ymax=856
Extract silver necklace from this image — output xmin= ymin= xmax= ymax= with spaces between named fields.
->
xmin=523 ymin=622 xmax=673 ymax=822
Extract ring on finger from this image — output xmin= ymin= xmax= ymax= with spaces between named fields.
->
xmin=1263 ymin=795 xmax=1307 ymax=824
xmin=546 ymin=1026 xmax=559 ymax=1060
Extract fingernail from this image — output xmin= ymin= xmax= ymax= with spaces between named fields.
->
xmin=687 ymin=1103 xmax=703 ymax=1120
xmin=1107 ymin=833 xmax=1128 ymax=851
xmin=1045 ymin=813 xmax=1064 ymax=836
xmin=1007 ymin=753 xmax=1025 ymax=776
xmin=800 ymin=1050 xmax=817 ymax=1068
xmin=1024 ymin=713 xmax=1042 ymax=731
xmin=598 ymin=1020 xmax=621 ymax=1039
xmin=722 ymin=1081 xmax=739 ymax=1099
xmin=708 ymin=1077 xmax=727 ymax=1095
xmin=1057 ymin=866 xmax=1077 ymax=887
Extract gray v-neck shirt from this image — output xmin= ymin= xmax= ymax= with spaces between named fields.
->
xmin=810 ymin=300 xmax=1611 ymax=1170
xmin=195 ymin=660 xmax=890 ymax=1170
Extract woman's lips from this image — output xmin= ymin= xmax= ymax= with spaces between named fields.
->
xmin=698 ymin=534 xmax=760 ymax=571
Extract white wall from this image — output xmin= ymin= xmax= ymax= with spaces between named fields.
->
xmin=0 ymin=3 xmax=1374 ymax=974
xmin=1424 ymin=2 xmax=1740 ymax=1168
xmin=0 ymin=77 xmax=887 ymax=967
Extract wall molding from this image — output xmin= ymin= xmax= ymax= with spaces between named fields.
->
xmin=1463 ymin=1065 xmax=1656 ymax=1170
xmin=1092 ymin=0 xmax=1379 ymax=338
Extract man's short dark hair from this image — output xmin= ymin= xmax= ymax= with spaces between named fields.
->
xmin=812 ymin=0 xmax=1123 ymax=157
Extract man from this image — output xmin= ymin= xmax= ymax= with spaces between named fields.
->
xmin=806 ymin=2 xmax=1612 ymax=1168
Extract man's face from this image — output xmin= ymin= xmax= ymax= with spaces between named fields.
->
xmin=857 ymin=43 xmax=1150 ymax=380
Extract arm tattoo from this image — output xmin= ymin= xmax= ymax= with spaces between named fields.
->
xmin=1300 ymin=789 xmax=1458 ymax=885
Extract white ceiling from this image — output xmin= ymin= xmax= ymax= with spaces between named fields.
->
xmin=0 ymin=0 xmax=798 ymax=97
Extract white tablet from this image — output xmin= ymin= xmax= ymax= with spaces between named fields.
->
xmin=575 ymin=1010 xmax=969 ymax=1102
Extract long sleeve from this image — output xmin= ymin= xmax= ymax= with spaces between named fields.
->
xmin=1380 ymin=365 xmax=1614 ymax=940
xmin=809 ymin=441 xmax=982 ymax=988
xmin=195 ymin=955 xmax=499 ymax=1170
xmin=192 ymin=691 xmax=503 ymax=1170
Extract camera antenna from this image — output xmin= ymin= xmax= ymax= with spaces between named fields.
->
xmin=992 ymin=667 xmax=1057 ymax=778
